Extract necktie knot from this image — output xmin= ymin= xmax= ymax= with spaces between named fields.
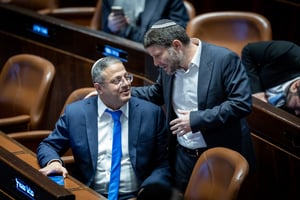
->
xmin=105 ymin=109 xmax=122 ymax=121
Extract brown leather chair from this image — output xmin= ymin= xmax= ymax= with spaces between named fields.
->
xmin=0 ymin=54 xmax=56 ymax=133
xmin=8 ymin=87 xmax=96 ymax=165
xmin=184 ymin=147 xmax=249 ymax=200
xmin=38 ymin=6 xmax=96 ymax=27
xmin=186 ymin=11 xmax=272 ymax=56
xmin=184 ymin=0 xmax=196 ymax=20
xmin=6 ymin=0 xmax=58 ymax=10
xmin=90 ymin=0 xmax=102 ymax=30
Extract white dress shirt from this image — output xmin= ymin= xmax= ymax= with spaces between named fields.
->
xmin=172 ymin=39 xmax=207 ymax=149
xmin=93 ymin=97 xmax=138 ymax=195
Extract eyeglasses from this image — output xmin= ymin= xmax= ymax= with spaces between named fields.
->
xmin=100 ymin=73 xmax=133 ymax=86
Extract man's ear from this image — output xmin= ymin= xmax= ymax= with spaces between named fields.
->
xmin=291 ymin=80 xmax=300 ymax=92
xmin=94 ymin=82 xmax=103 ymax=94
xmin=172 ymin=39 xmax=182 ymax=50
xmin=295 ymin=80 xmax=300 ymax=88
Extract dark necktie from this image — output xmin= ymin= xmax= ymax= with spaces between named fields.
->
xmin=105 ymin=109 xmax=122 ymax=200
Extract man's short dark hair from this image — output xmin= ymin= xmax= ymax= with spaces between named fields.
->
xmin=144 ymin=19 xmax=190 ymax=48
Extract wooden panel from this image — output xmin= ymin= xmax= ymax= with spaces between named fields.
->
xmin=247 ymin=97 xmax=300 ymax=157
xmin=0 ymin=131 xmax=105 ymax=200
xmin=238 ymin=97 xmax=300 ymax=199
xmin=250 ymin=133 xmax=300 ymax=199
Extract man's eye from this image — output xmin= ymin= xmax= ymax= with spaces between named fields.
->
xmin=112 ymin=78 xmax=122 ymax=84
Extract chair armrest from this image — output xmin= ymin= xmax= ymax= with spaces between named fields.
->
xmin=38 ymin=7 xmax=95 ymax=16
xmin=0 ymin=115 xmax=30 ymax=126
xmin=62 ymin=155 xmax=75 ymax=164
xmin=8 ymin=130 xmax=51 ymax=142
xmin=8 ymin=130 xmax=51 ymax=152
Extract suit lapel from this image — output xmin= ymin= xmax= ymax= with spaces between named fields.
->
xmin=83 ymin=96 xmax=99 ymax=171
xmin=197 ymin=42 xmax=213 ymax=109
xmin=128 ymin=98 xmax=141 ymax=167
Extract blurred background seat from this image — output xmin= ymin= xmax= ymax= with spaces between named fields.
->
xmin=0 ymin=54 xmax=56 ymax=133
xmin=38 ymin=6 xmax=96 ymax=27
xmin=186 ymin=11 xmax=272 ymax=56
xmin=184 ymin=0 xmax=196 ymax=21
xmin=184 ymin=147 xmax=249 ymax=200
xmin=8 ymin=87 xmax=96 ymax=169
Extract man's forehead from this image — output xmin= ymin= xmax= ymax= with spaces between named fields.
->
xmin=146 ymin=45 xmax=167 ymax=54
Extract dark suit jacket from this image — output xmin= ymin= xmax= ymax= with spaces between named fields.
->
xmin=101 ymin=0 xmax=189 ymax=43
xmin=131 ymin=41 xmax=255 ymax=171
xmin=37 ymin=96 xmax=171 ymax=189
xmin=241 ymin=40 xmax=300 ymax=93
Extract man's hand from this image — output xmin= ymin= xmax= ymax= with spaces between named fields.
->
xmin=108 ymin=12 xmax=129 ymax=33
xmin=39 ymin=160 xmax=68 ymax=178
xmin=170 ymin=109 xmax=192 ymax=136
xmin=253 ymin=92 xmax=268 ymax=102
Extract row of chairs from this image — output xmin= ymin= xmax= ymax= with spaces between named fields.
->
xmin=41 ymin=0 xmax=272 ymax=57
xmin=4 ymin=0 xmax=272 ymax=57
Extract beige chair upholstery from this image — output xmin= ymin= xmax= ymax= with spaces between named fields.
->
xmin=0 ymin=54 xmax=56 ymax=133
xmin=184 ymin=147 xmax=249 ymax=200
xmin=186 ymin=11 xmax=272 ymax=56
xmin=38 ymin=7 xmax=96 ymax=27
xmin=8 ymin=87 xmax=96 ymax=165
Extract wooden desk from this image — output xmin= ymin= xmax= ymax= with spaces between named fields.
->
xmin=248 ymin=97 xmax=300 ymax=157
xmin=0 ymin=131 xmax=106 ymax=200
xmin=239 ymin=97 xmax=300 ymax=200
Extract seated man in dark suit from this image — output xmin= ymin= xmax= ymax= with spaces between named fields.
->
xmin=37 ymin=56 xmax=172 ymax=199
xmin=241 ymin=40 xmax=300 ymax=116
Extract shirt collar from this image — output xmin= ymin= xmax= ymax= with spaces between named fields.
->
xmin=176 ymin=39 xmax=202 ymax=75
xmin=97 ymin=96 xmax=129 ymax=118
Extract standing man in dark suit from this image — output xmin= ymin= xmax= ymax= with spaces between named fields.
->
xmin=241 ymin=40 xmax=300 ymax=116
xmin=101 ymin=0 xmax=189 ymax=43
xmin=37 ymin=57 xmax=172 ymax=199
xmin=131 ymin=19 xmax=255 ymax=193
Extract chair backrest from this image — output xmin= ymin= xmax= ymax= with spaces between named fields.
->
xmin=186 ymin=11 xmax=272 ymax=56
xmin=38 ymin=7 xmax=96 ymax=27
xmin=8 ymin=87 xmax=96 ymax=164
xmin=184 ymin=0 xmax=196 ymax=20
xmin=8 ymin=0 xmax=58 ymax=10
xmin=90 ymin=0 xmax=102 ymax=30
xmin=60 ymin=87 xmax=96 ymax=114
xmin=0 ymin=54 xmax=56 ymax=132
xmin=184 ymin=147 xmax=249 ymax=200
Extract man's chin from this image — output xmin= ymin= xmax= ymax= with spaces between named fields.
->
xmin=121 ymin=93 xmax=131 ymax=100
